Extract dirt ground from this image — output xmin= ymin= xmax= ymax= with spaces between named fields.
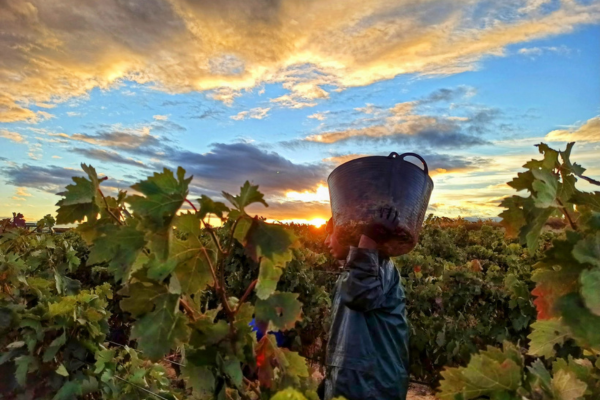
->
xmin=407 ymin=383 xmax=438 ymax=400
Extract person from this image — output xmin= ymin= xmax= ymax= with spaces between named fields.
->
xmin=320 ymin=211 xmax=409 ymax=400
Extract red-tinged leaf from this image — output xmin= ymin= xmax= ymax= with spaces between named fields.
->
xmin=11 ymin=213 xmax=26 ymax=228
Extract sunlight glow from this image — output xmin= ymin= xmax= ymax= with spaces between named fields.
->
xmin=285 ymin=185 xmax=330 ymax=202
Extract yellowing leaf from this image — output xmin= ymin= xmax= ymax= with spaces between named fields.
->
xmin=551 ymin=369 xmax=587 ymax=400
xmin=528 ymin=319 xmax=570 ymax=358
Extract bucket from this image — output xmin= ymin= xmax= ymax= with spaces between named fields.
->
xmin=327 ymin=152 xmax=434 ymax=256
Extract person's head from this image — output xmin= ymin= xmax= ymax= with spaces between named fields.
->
xmin=324 ymin=218 xmax=350 ymax=260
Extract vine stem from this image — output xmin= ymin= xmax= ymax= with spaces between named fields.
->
xmin=184 ymin=198 xmax=198 ymax=213
xmin=235 ymin=280 xmax=257 ymax=315
xmin=179 ymin=298 xmax=198 ymax=322
xmin=557 ymin=198 xmax=578 ymax=231
xmin=243 ymin=377 xmax=261 ymax=397
xmin=96 ymin=179 xmax=124 ymax=226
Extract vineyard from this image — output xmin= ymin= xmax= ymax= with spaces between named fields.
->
xmin=1 ymin=142 xmax=599 ymax=400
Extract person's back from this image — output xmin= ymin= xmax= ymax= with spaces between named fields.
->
xmin=322 ymin=220 xmax=409 ymax=400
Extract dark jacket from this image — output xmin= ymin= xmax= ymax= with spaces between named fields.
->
xmin=324 ymin=247 xmax=409 ymax=400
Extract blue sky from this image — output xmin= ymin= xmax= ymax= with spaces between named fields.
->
xmin=1 ymin=0 xmax=599 ymax=224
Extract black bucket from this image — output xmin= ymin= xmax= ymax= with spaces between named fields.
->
xmin=327 ymin=152 xmax=434 ymax=256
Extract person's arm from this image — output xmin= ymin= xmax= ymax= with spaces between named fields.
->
xmin=338 ymin=234 xmax=386 ymax=312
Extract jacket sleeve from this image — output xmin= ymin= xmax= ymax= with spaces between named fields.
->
xmin=338 ymin=247 xmax=386 ymax=312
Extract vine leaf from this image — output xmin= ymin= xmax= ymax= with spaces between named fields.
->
xmin=171 ymin=213 xmax=215 ymax=295
xmin=255 ymin=259 xmax=284 ymax=300
xmin=255 ymin=292 xmax=302 ymax=331
xmin=56 ymin=164 xmax=100 ymax=224
xmin=551 ymin=369 xmax=587 ymax=400
xmin=556 ymin=293 xmax=600 ymax=350
xmin=237 ymin=218 xmax=297 ymax=299
xmin=580 ymin=268 xmax=600 ymax=316
xmin=528 ymin=319 xmax=570 ymax=358
xmin=573 ymin=232 xmax=600 ymax=268
xmin=87 ymin=225 xmax=147 ymax=283
xmin=531 ymin=168 xmax=559 ymax=208
xmin=119 ymin=275 xmax=168 ymax=317
xmin=131 ymin=294 xmax=190 ymax=361
xmin=197 ymin=195 xmax=230 ymax=221
xmin=127 ymin=167 xmax=191 ymax=260
xmin=222 ymin=181 xmax=268 ymax=212
xmin=183 ymin=363 xmax=215 ymax=398
xmin=439 ymin=343 xmax=523 ymax=400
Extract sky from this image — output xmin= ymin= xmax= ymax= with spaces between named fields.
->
xmin=1 ymin=0 xmax=599 ymax=225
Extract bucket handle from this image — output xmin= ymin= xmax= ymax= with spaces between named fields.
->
xmin=388 ymin=152 xmax=429 ymax=175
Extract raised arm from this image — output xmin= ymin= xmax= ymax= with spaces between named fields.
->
xmin=338 ymin=235 xmax=386 ymax=312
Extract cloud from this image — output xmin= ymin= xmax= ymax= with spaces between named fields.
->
xmin=153 ymin=115 xmax=168 ymax=120
xmin=300 ymin=86 xmax=497 ymax=147
xmin=2 ymin=164 xmax=87 ymax=193
xmin=0 ymin=130 xmax=26 ymax=143
xmin=230 ymin=107 xmax=271 ymax=120
xmin=322 ymin=152 xmax=487 ymax=176
xmin=66 ymin=111 xmax=81 ymax=117
xmin=50 ymin=127 xmax=163 ymax=155
xmin=2 ymin=0 xmax=598 ymax=120
xmin=308 ymin=112 xmax=328 ymax=121
xmin=167 ymin=142 xmax=329 ymax=195
xmin=16 ymin=187 xmax=32 ymax=197
xmin=545 ymin=116 xmax=600 ymax=142
xmin=72 ymin=148 xmax=149 ymax=168
xmin=518 ymin=45 xmax=571 ymax=58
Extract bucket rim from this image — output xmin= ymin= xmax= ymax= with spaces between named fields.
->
xmin=327 ymin=154 xmax=434 ymax=186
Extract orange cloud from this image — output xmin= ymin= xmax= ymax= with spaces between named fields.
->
xmin=545 ymin=116 xmax=600 ymax=143
xmin=0 ymin=130 xmax=25 ymax=143
xmin=1 ymin=0 xmax=598 ymax=121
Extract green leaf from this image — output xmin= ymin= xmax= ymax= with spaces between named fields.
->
xmin=43 ymin=331 xmax=67 ymax=362
xmin=270 ymin=388 xmax=309 ymax=400
xmin=119 ymin=277 xmax=168 ymax=317
xmin=146 ymin=256 xmax=178 ymax=283
xmin=573 ymin=232 xmax=600 ymax=268
xmin=53 ymin=380 xmax=83 ymax=400
xmin=521 ymin=198 xmax=555 ymax=252
xmin=560 ymin=142 xmax=586 ymax=177
xmin=438 ymin=343 xmax=523 ymax=400
xmin=54 ymin=272 xmax=81 ymax=296
xmin=197 ymin=195 xmax=230 ymax=221
xmin=131 ymin=294 xmax=190 ymax=361
xmin=528 ymin=319 xmax=570 ymax=358
xmin=551 ymin=369 xmax=587 ymax=400
xmin=523 ymin=143 xmax=559 ymax=171
xmin=171 ymin=213 xmax=215 ymax=295
xmin=190 ymin=318 xmax=229 ymax=346
xmin=531 ymin=168 xmax=559 ymax=208
xmin=528 ymin=359 xmax=552 ymax=393
xmin=255 ymin=292 xmax=302 ymax=331
xmin=183 ymin=363 xmax=215 ymax=398
xmin=282 ymin=349 xmax=309 ymax=378
xmin=570 ymin=191 xmax=600 ymax=212
xmin=15 ymin=355 xmax=36 ymax=386
xmin=56 ymin=363 xmax=69 ymax=377
xmin=222 ymin=181 xmax=268 ymax=212
xmin=87 ymin=224 xmax=147 ymax=282
xmin=499 ymin=196 xmax=526 ymax=238
xmin=580 ymin=268 xmax=600 ymax=316
xmin=55 ymin=164 xmax=101 ymax=224
xmin=507 ymin=171 xmax=534 ymax=192
xmin=222 ymin=356 xmax=243 ymax=388
xmin=127 ymin=167 xmax=191 ymax=259
xmin=256 ymin=259 xmax=284 ymax=300
xmin=556 ymin=293 xmax=600 ymax=349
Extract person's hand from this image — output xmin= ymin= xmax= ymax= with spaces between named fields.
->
xmin=361 ymin=206 xmax=399 ymax=244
